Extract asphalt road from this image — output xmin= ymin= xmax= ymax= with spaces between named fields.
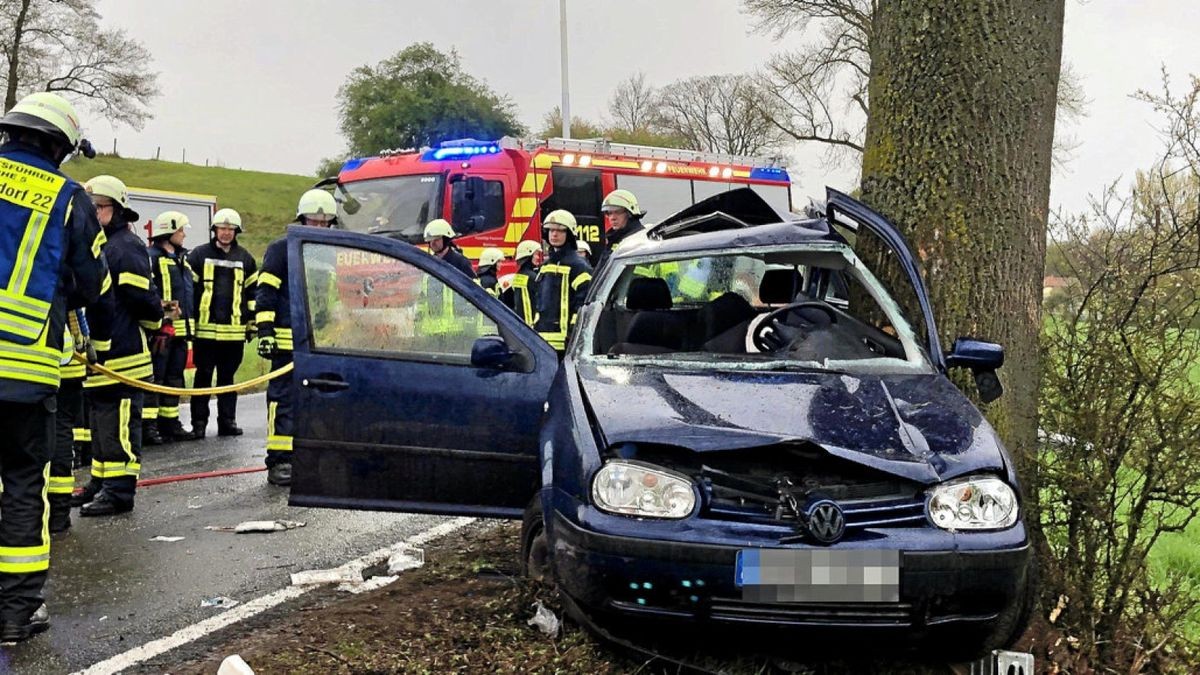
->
xmin=0 ymin=393 xmax=453 ymax=675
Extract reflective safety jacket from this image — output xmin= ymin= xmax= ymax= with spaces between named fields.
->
xmin=149 ymin=244 xmax=195 ymax=338
xmin=500 ymin=262 xmax=537 ymax=327
xmin=534 ymin=247 xmax=593 ymax=351
xmin=85 ymin=223 xmax=164 ymax=389
xmin=477 ymin=266 xmax=499 ymax=298
xmin=188 ymin=240 xmax=256 ymax=342
xmin=0 ymin=142 xmax=105 ymax=403
xmin=255 ymin=235 xmax=292 ymax=352
xmin=595 ymin=217 xmax=645 ymax=272
xmin=438 ymin=245 xmax=476 ymax=279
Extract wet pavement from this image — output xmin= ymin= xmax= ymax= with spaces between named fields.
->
xmin=1 ymin=393 xmax=452 ymax=674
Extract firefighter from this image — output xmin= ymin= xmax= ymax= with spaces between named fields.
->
xmin=257 ymin=189 xmax=336 ymax=486
xmin=0 ymin=92 xmax=105 ymax=640
xmin=501 ymin=240 xmax=540 ymax=326
xmin=75 ymin=174 xmax=164 ymax=517
xmin=50 ymin=318 xmax=88 ymax=536
xmin=534 ymin=210 xmax=592 ymax=351
xmin=476 ymin=247 xmax=505 ymax=297
xmin=187 ymin=208 xmax=256 ymax=438
xmin=577 ymin=239 xmax=592 ymax=263
xmin=595 ymin=189 xmax=646 ymax=271
xmin=423 ymin=219 xmax=475 ymax=278
xmin=146 ymin=211 xmax=196 ymax=442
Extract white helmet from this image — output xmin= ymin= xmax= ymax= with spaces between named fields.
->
xmin=297 ymin=189 xmax=337 ymax=222
xmin=212 ymin=208 xmax=243 ymax=233
xmin=151 ymin=210 xmax=190 ymax=239
xmin=478 ymin=247 xmax=506 ymax=268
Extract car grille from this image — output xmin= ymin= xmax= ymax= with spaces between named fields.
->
xmin=706 ymin=599 xmax=915 ymax=627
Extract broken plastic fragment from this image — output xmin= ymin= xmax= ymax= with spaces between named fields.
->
xmin=149 ymin=535 xmax=185 ymax=542
xmin=217 ymin=654 xmax=256 ymax=675
xmin=338 ymin=575 xmax=399 ymax=594
xmin=527 ymin=600 xmax=560 ymax=637
xmin=201 ymin=596 xmax=240 ymax=609
xmin=290 ymin=567 xmax=361 ymax=586
xmin=386 ymin=544 xmax=425 ymax=574
xmin=233 ymin=520 xmax=306 ymax=533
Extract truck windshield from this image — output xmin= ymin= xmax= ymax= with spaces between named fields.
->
xmin=337 ymin=175 xmax=442 ymax=242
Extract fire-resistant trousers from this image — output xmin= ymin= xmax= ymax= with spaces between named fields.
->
xmin=0 ymin=398 xmax=53 ymax=625
xmin=50 ymin=377 xmax=84 ymax=524
xmin=146 ymin=338 xmax=188 ymax=433
xmin=85 ymin=385 xmax=143 ymax=506
xmin=265 ymin=351 xmax=293 ymax=468
xmin=190 ymin=338 xmax=244 ymax=432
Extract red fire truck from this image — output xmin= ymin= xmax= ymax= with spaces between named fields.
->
xmin=331 ymin=136 xmax=792 ymax=269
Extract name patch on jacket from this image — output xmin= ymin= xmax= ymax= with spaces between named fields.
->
xmin=0 ymin=157 xmax=65 ymax=214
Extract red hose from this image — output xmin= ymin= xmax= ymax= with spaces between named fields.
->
xmin=71 ymin=466 xmax=266 ymax=495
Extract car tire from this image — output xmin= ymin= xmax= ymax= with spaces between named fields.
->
xmin=520 ymin=495 xmax=552 ymax=584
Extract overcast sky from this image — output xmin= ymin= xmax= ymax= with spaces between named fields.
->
xmin=88 ymin=0 xmax=1200 ymax=215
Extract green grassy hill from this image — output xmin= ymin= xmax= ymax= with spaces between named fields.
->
xmin=63 ymin=154 xmax=314 ymax=257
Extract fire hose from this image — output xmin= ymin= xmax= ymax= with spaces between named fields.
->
xmin=69 ymin=350 xmax=293 ymax=395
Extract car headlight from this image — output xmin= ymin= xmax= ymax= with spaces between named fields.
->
xmin=927 ymin=476 xmax=1019 ymax=530
xmin=592 ymin=460 xmax=696 ymax=519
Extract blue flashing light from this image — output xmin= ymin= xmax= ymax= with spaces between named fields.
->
xmin=749 ymin=166 xmax=790 ymax=182
xmin=339 ymin=157 xmax=366 ymax=173
xmin=425 ymin=143 xmax=501 ymax=161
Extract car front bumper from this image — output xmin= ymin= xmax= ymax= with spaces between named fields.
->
xmin=548 ymin=503 xmax=1031 ymax=634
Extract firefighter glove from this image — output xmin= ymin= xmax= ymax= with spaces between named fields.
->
xmin=257 ymin=335 xmax=277 ymax=358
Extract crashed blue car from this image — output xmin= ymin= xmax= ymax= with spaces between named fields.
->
xmin=285 ymin=188 xmax=1033 ymax=656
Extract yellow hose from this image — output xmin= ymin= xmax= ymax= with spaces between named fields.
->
xmin=70 ymin=351 xmax=293 ymax=395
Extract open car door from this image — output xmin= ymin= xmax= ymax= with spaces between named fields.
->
xmin=285 ymin=227 xmax=559 ymax=518
xmin=825 ymin=188 xmax=945 ymax=369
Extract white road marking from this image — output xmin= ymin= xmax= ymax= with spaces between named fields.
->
xmin=74 ymin=516 xmax=477 ymax=675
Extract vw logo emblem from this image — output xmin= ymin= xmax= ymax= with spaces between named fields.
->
xmin=805 ymin=499 xmax=846 ymax=544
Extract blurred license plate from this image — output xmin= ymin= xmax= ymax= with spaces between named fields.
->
xmin=735 ymin=549 xmax=900 ymax=603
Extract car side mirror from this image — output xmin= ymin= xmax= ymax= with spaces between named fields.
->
xmin=471 ymin=335 xmax=513 ymax=370
xmin=945 ymin=338 xmax=1005 ymax=403
xmin=467 ymin=214 xmax=486 ymax=231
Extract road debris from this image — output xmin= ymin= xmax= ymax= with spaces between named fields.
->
xmin=526 ymin=600 xmax=560 ymax=638
xmin=1049 ymin=594 xmax=1068 ymax=624
xmin=290 ymin=567 xmax=361 ymax=586
xmin=387 ymin=544 xmax=425 ymax=574
xmin=149 ymin=535 xmax=186 ymax=542
xmin=201 ymin=596 xmax=241 ymax=609
xmin=204 ymin=520 xmax=307 ymax=533
xmin=217 ymin=654 xmax=256 ymax=675
xmin=338 ymin=575 xmax=399 ymax=595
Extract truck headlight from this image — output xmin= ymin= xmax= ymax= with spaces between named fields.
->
xmin=927 ymin=476 xmax=1019 ymax=530
xmin=592 ymin=460 xmax=696 ymax=519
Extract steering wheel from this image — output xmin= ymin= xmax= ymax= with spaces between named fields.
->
xmin=752 ymin=301 xmax=838 ymax=352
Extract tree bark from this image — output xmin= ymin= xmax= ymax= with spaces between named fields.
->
xmin=4 ymin=0 xmax=33 ymax=112
xmin=859 ymin=1 xmax=1064 ymax=501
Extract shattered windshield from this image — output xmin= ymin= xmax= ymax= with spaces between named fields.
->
xmin=337 ymin=175 xmax=442 ymax=243
xmin=583 ymin=245 xmax=932 ymax=374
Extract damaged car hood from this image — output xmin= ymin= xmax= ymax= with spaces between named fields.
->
xmin=576 ymin=362 xmax=1007 ymax=484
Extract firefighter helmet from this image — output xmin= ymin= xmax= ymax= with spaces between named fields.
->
xmin=212 ymin=208 xmax=243 ymax=232
xmin=423 ymin=218 xmax=456 ymax=241
xmin=514 ymin=240 xmax=541 ymax=262
xmin=297 ymin=189 xmax=337 ymax=220
xmin=602 ymin=189 xmax=643 ymax=217
xmin=151 ymin=210 xmax=190 ymax=238
xmin=84 ymin=174 xmax=140 ymax=222
xmin=478 ymin=247 xmax=506 ymax=268
xmin=0 ymin=92 xmax=83 ymax=149
xmin=542 ymin=209 xmax=578 ymax=237
xmin=577 ymin=240 xmax=592 ymax=255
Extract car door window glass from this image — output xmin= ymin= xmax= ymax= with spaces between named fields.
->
xmin=450 ymin=178 xmax=504 ymax=236
xmin=303 ymin=243 xmax=499 ymax=362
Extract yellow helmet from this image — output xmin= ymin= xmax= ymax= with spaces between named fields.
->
xmin=84 ymin=174 xmax=140 ymax=221
xmin=212 ymin=208 xmax=243 ymax=233
xmin=514 ymin=240 xmax=541 ymax=262
xmin=423 ymin=218 xmax=456 ymax=240
xmin=478 ymin=247 xmax=506 ymax=268
xmin=0 ymin=92 xmax=83 ymax=148
xmin=297 ymin=189 xmax=337 ymax=219
xmin=151 ymin=210 xmax=190 ymax=238
xmin=543 ymin=209 xmax=578 ymax=237
xmin=602 ymin=189 xmax=643 ymax=217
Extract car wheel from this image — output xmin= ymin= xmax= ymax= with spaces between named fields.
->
xmin=520 ymin=496 xmax=552 ymax=584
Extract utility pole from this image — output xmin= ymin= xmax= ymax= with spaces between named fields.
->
xmin=559 ymin=0 xmax=570 ymax=139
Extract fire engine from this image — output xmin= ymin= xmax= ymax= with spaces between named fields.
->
xmin=330 ymin=136 xmax=792 ymax=271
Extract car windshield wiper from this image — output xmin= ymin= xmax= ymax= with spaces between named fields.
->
xmin=763 ymin=361 xmax=847 ymax=375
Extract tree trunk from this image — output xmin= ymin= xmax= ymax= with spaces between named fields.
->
xmin=859 ymin=1 xmax=1063 ymax=503
xmin=4 ymin=0 xmax=33 ymax=112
